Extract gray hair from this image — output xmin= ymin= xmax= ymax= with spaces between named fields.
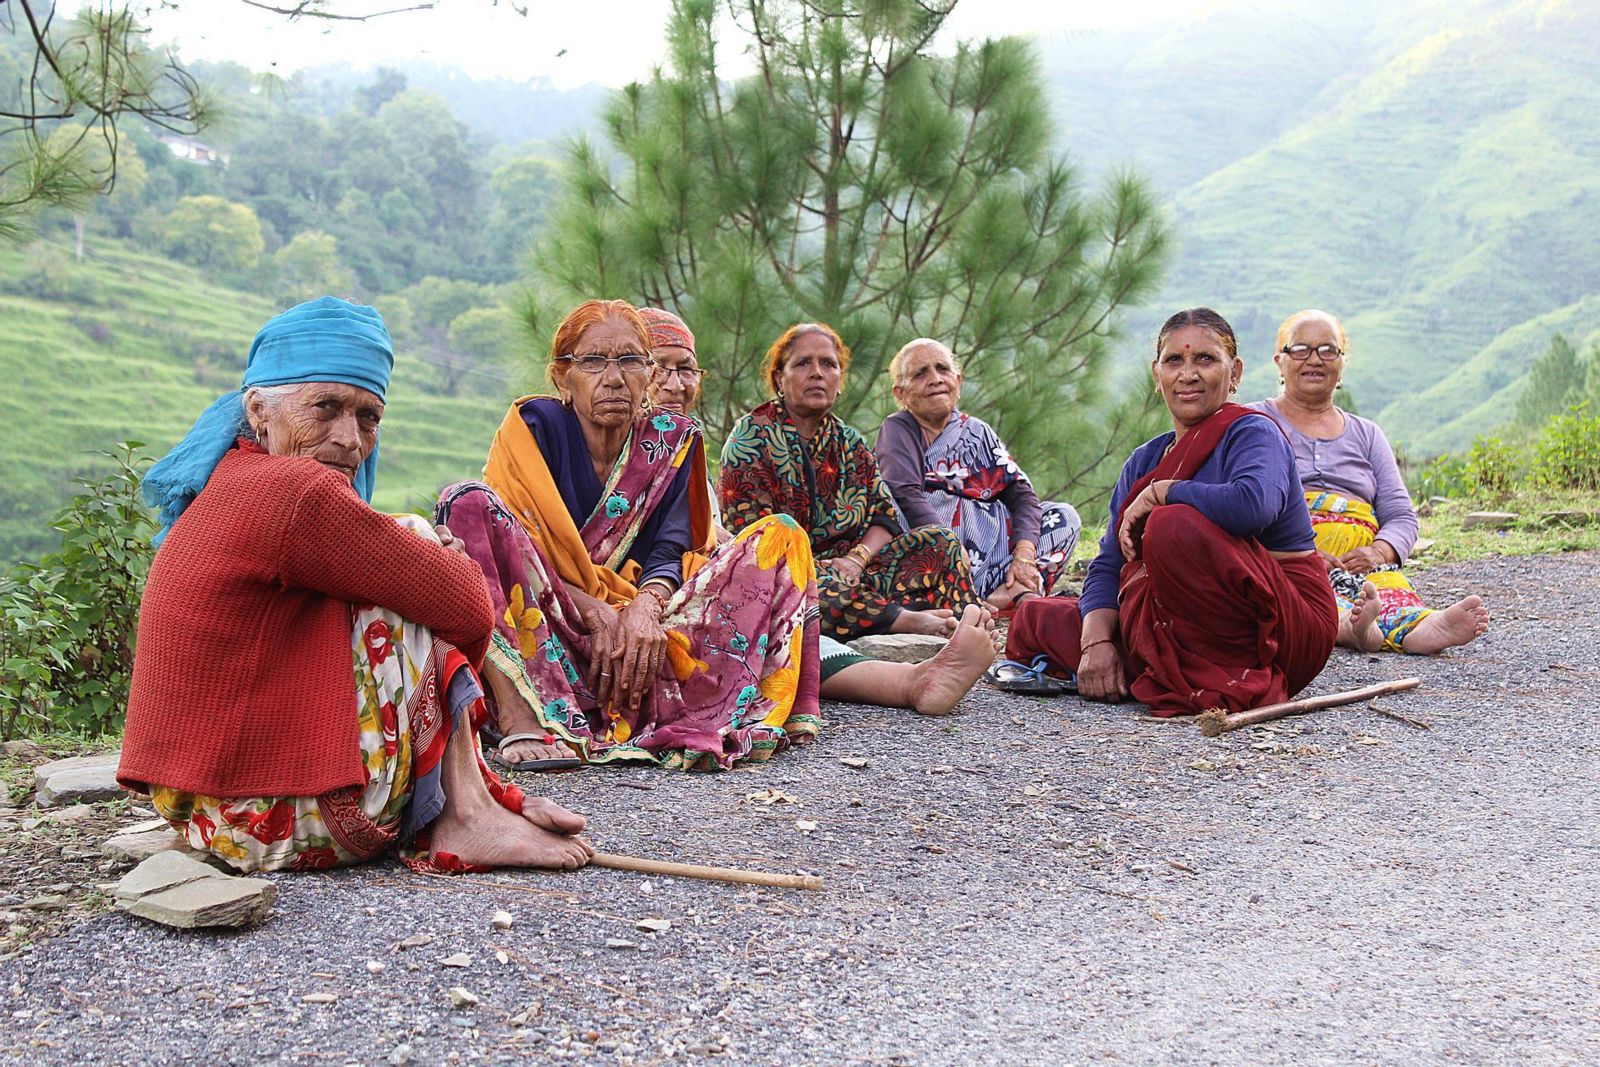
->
xmin=240 ymin=383 xmax=309 ymax=441
xmin=889 ymin=338 xmax=960 ymax=388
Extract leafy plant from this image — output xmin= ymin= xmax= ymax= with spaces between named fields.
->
xmin=0 ymin=442 xmax=155 ymax=739
xmin=1461 ymin=435 xmax=1524 ymax=500
xmin=1532 ymin=403 xmax=1600 ymax=492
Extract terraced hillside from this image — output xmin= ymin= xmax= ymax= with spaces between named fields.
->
xmin=0 ymin=240 xmax=515 ymax=564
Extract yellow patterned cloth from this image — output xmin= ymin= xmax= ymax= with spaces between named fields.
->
xmin=1304 ymin=491 xmax=1432 ymax=653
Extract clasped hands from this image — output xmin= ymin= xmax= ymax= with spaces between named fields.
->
xmin=583 ymin=588 xmax=670 ymax=714
xmin=1320 ymin=543 xmax=1392 ymax=574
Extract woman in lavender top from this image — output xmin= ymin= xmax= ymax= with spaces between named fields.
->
xmin=1250 ymin=309 xmax=1489 ymax=655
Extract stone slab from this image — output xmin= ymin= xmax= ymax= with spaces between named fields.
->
xmin=1462 ymin=511 xmax=1518 ymax=530
xmin=1537 ymin=509 xmax=1599 ymax=527
xmin=34 ymin=751 xmax=123 ymax=807
xmin=849 ymin=632 xmax=947 ymax=664
xmin=0 ymin=740 xmax=47 ymax=761
xmin=114 ymin=851 xmax=220 ymax=904
xmin=123 ymin=877 xmax=276 ymax=929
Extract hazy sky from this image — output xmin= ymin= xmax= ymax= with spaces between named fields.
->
xmin=143 ymin=0 xmax=1220 ymax=89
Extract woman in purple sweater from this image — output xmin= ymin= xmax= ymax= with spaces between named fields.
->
xmin=1250 ymin=309 xmax=1489 ymax=655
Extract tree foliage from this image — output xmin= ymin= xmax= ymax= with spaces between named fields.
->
xmin=160 ymin=193 xmax=265 ymax=276
xmin=530 ymin=0 xmax=1167 ymax=498
xmin=1514 ymin=333 xmax=1584 ymax=429
xmin=271 ymin=228 xmax=351 ymax=303
xmin=0 ymin=3 xmax=209 ymax=241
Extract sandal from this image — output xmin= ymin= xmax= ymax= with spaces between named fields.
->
xmin=985 ymin=654 xmax=1076 ymax=696
xmin=482 ymin=728 xmax=582 ymax=773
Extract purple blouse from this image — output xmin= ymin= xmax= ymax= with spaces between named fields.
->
xmin=1080 ymin=415 xmax=1315 ymax=615
xmin=521 ymin=399 xmax=694 ymax=589
xmin=1248 ymin=399 xmax=1419 ymax=562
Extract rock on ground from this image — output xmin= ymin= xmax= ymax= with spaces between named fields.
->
xmin=0 ymin=553 xmax=1597 ymax=1065
xmin=34 ymin=752 xmax=123 ymax=807
xmin=115 ymin=851 xmax=275 ymax=929
xmin=848 ymin=631 xmax=947 ymax=663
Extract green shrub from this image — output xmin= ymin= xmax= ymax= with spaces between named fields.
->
xmin=1461 ymin=435 xmax=1525 ymax=499
xmin=1411 ymin=451 xmax=1471 ymax=500
xmin=0 ymin=443 xmax=155 ymax=739
xmin=1532 ymin=403 xmax=1600 ymax=491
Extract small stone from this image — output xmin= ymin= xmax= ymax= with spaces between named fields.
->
xmin=838 ymin=757 xmax=868 ymax=769
xmin=302 ymin=993 xmax=337 ymax=1005
xmin=636 ymin=917 xmax=671 ymax=934
xmin=1410 ymin=537 xmax=1435 ymax=556
xmin=605 ymin=938 xmax=638 ymax=950
xmin=52 ymin=804 xmax=95 ymax=823
xmin=397 ymin=933 xmax=433 ymax=950
xmin=102 ymin=828 xmax=185 ymax=864
xmin=490 ymin=910 xmax=513 ymax=930
xmin=1462 ymin=510 xmax=1518 ymax=530
xmin=494 ymin=950 xmax=509 ymax=965
xmin=22 ymin=894 xmax=67 ymax=912
xmin=387 ymin=1044 xmax=413 ymax=1066
xmin=33 ymin=752 xmax=123 ymax=807
xmin=1187 ymin=759 xmax=1217 ymax=772
xmin=848 ymin=632 xmax=946 ymax=663
xmin=794 ymin=819 xmax=817 ymax=833
xmin=447 ymin=986 xmax=479 ymax=1008
xmin=0 ymin=740 xmax=47 ymax=761
xmin=366 ymin=960 xmax=386 ymax=975
xmin=439 ymin=953 xmax=471 ymax=968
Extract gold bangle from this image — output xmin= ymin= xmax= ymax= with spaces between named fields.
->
xmin=638 ymin=584 xmax=672 ymax=612
xmin=847 ymin=545 xmax=872 ymax=565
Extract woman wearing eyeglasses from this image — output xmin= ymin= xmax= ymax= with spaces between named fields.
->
xmin=1250 ymin=309 xmax=1489 ymax=655
xmin=434 ymin=299 xmax=825 ymax=772
xmin=719 ymin=323 xmax=985 ymax=640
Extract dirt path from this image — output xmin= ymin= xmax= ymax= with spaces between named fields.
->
xmin=2 ymin=553 xmax=1596 ymax=1066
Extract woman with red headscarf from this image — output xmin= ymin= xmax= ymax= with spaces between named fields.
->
xmin=1005 ymin=308 xmax=1337 ymax=715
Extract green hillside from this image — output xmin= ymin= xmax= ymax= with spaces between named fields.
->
xmin=0 ymin=239 xmax=516 ymax=565
xmin=1042 ymin=0 xmax=1600 ymax=451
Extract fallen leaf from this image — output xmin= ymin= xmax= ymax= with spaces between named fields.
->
xmin=745 ymin=787 xmax=798 ymax=805
xmin=839 ymin=757 xmax=868 ymax=769
xmin=396 ymin=933 xmax=433 ymax=950
xmin=1187 ymin=759 xmax=1217 ymax=772
xmin=302 ymin=993 xmax=337 ymax=1005
xmin=1354 ymin=736 xmax=1388 ymax=746
xmin=439 ymin=953 xmax=471 ymax=968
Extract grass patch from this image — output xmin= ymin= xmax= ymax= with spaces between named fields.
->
xmin=1410 ymin=492 xmax=1600 ymax=567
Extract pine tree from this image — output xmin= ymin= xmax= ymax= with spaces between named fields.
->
xmin=527 ymin=0 xmax=1166 ymax=499
xmin=1515 ymin=333 xmax=1583 ymax=429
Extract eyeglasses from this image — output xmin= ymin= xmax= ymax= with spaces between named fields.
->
xmin=1281 ymin=343 xmax=1343 ymax=361
xmin=652 ymin=365 xmax=704 ymax=384
xmin=557 ymin=353 xmax=654 ymax=375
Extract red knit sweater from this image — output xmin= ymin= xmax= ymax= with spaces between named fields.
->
xmin=118 ymin=442 xmax=494 ymax=798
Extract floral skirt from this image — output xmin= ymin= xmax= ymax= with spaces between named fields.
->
xmin=1306 ymin=491 xmax=1432 ymax=653
xmin=819 ymin=526 xmax=980 ymax=638
xmin=152 ymin=519 xmax=517 ymax=873
xmin=436 ymin=483 xmax=823 ymax=771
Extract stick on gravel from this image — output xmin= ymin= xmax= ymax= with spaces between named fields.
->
xmin=591 ymin=852 xmax=824 ymax=891
xmin=1196 ymin=678 xmax=1422 ymax=737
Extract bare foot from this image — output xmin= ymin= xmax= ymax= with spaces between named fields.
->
xmin=499 ymin=738 xmax=576 ymax=766
xmin=1401 ymin=595 xmax=1489 ymax=655
xmin=430 ymin=800 xmax=593 ymax=870
xmin=520 ymin=795 xmax=586 ymax=836
xmin=1336 ymin=581 xmax=1383 ymax=653
xmin=907 ymin=605 xmax=997 ymax=716
xmin=890 ymin=608 xmax=957 ymax=636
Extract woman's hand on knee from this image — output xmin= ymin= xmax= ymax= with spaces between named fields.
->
xmin=582 ymin=602 xmax=623 ymax=706
xmin=1077 ymin=645 xmax=1127 ymax=703
xmin=1117 ymin=487 xmax=1160 ymax=562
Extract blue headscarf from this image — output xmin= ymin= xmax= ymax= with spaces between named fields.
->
xmin=143 ymin=296 xmax=394 ymax=544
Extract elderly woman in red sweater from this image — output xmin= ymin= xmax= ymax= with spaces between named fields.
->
xmin=118 ymin=297 xmax=591 ymax=874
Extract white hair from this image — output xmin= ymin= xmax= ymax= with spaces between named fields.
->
xmin=890 ymin=337 xmax=960 ymax=387
xmin=241 ymin=383 xmax=311 ymax=441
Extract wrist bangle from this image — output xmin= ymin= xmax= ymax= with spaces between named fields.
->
xmin=1080 ymin=637 xmax=1113 ymax=655
xmin=639 ymin=584 xmax=671 ymax=612
xmin=848 ymin=545 xmax=872 ymax=565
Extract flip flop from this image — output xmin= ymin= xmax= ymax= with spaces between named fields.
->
xmin=483 ymin=729 xmax=582 ymax=773
xmin=985 ymin=655 xmax=1076 ymax=696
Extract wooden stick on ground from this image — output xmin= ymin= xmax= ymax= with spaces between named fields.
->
xmin=591 ymin=852 xmax=823 ymax=891
xmin=1196 ymin=677 xmax=1422 ymax=737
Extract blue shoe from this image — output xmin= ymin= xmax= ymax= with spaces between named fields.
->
xmin=985 ymin=655 xmax=1076 ymax=696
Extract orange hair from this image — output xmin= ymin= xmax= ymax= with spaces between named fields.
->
xmin=1275 ymin=309 xmax=1349 ymax=355
xmin=547 ymin=299 xmax=651 ymax=387
xmin=761 ymin=322 xmax=851 ymax=395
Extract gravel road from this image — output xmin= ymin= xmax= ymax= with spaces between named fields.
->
xmin=2 ymin=552 xmax=1596 ymax=1066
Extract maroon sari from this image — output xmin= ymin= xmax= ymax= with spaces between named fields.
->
xmin=1007 ymin=404 xmax=1336 ymax=714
